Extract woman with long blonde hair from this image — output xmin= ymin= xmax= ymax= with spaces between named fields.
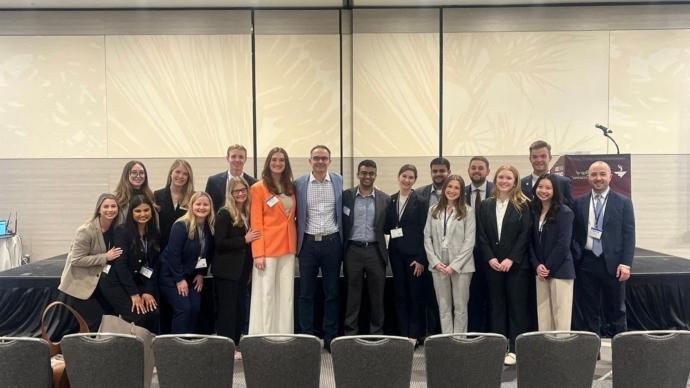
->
xmin=155 ymin=159 xmax=194 ymax=250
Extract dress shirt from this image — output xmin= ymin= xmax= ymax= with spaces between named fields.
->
xmin=350 ymin=188 xmax=376 ymax=242
xmin=471 ymin=181 xmax=488 ymax=207
xmin=585 ymin=187 xmax=610 ymax=251
xmin=428 ymin=187 xmax=442 ymax=209
xmin=496 ymin=198 xmax=509 ymax=240
xmin=531 ymin=173 xmax=541 ymax=187
xmin=305 ymin=172 xmax=338 ymax=235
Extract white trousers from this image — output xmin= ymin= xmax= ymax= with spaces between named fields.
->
xmin=432 ymin=271 xmax=472 ymax=334
xmin=248 ymin=254 xmax=295 ymax=334
xmin=536 ymin=277 xmax=574 ymax=331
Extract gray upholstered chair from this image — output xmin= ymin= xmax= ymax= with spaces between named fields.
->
xmin=612 ymin=330 xmax=690 ymax=388
xmin=0 ymin=337 xmax=52 ymax=388
xmin=61 ymin=333 xmax=144 ymax=388
xmin=152 ymin=334 xmax=234 ymax=388
xmin=240 ymin=334 xmax=321 ymax=388
xmin=516 ymin=331 xmax=600 ymax=388
xmin=425 ymin=332 xmax=508 ymax=388
xmin=331 ymin=335 xmax=414 ymax=388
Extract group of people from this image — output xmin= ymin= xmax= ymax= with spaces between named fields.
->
xmin=57 ymin=140 xmax=635 ymax=365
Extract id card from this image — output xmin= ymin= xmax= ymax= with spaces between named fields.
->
xmin=266 ymin=196 xmax=279 ymax=207
xmin=390 ymin=228 xmax=404 ymax=239
xmin=102 ymin=264 xmax=111 ymax=274
xmin=343 ymin=206 xmax=351 ymax=216
xmin=195 ymin=257 xmax=208 ymax=269
xmin=589 ymin=227 xmax=603 ymax=240
xmin=140 ymin=266 xmax=153 ymax=279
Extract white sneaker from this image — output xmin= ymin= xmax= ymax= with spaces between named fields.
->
xmin=504 ymin=352 xmax=516 ymax=366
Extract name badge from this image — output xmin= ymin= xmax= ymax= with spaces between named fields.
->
xmin=441 ymin=238 xmax=449 ymax=249
xmin=343 ymin=206 xmax=351 ymax=216
xmin=589 ymin=227 xmax=603 ymax=240
xmin=266 ymin=196 xmax=279 ymax=207
xmin=140 ymin=266 xmax=153 ymax=279
xmin=390 ymin=228 xmax=404 ymax=239
xmin=195 ymin=257 xmax=208 ymax=269
xmin=102 ymin=264 xmax=111 ymax=274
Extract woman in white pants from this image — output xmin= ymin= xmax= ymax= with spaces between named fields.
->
xmin=424 ymin=175 xmax=475 ymax=333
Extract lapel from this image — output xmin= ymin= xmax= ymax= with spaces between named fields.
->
xmin=373 ymin=189 xmax=386 ymax=227
xmin=602 ymin=191 xmax=615 ymax=228
xmin=580 ymin=193 xmax=591 ymax=226
xmin=92 ymin=218 xmax=106 ymax=251
xmin=464 ymin=187 xmax=471 ymax=205
xmin=522 ymin=177 xmax=533 ymax=199
xmin=486 ymin=198 xmax=499 ymax=242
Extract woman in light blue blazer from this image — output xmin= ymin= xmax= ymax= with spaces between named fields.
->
xmin=424 ymin=175 xmax=476 ymax=334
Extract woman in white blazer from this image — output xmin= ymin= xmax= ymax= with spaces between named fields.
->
xmin=424 ymin=175 xmax=476 ymax=334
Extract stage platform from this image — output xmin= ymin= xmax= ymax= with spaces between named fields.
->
xmin=2 ymin=248 xmax=689 ymax=337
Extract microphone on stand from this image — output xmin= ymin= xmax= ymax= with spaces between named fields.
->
xmin=594 ymin=123 xmax=620 ymax=154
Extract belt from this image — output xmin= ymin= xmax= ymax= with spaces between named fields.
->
xmin=304 ymin=232 xmax=339 ymax=242
xmin=349 ymin=240 xmax=377 ymax=248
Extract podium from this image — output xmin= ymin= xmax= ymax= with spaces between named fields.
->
xmin=551 ymin=154 xmax=632 ymax=198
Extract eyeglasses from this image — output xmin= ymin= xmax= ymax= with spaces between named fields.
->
xmin=231 ymin=188 xmax=248 ymax=195
xmin=129 ymin=171 xmax=146 ymax=177
xmin=311 ymin=156 xmax=330 ymax=162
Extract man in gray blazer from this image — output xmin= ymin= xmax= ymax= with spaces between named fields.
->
xmin=295 ymin=145 xmax=343 ymax=350
xmin=342 ymin=160 xmax=390 ymax=335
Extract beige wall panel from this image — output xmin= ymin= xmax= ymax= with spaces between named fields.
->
xmin=255 ymin=34 xmax=340 ymax=158
xmin=443 ymin=31 xmax=609 ymax=157
xmin=0 ymin=36 xmax=107 ymax=158
xmin=609 ymin=30 xmax=690 ymax=154
xmin=106 ymin=35 xmax=253 ymax=158
xmin=353 ymin=33 xmax=439 ymax=157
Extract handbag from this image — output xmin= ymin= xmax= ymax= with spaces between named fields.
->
xmin=99 ymin=315 xmax=156 ymax=388
xmin=40 ymin=301 xmax=89 ymax=388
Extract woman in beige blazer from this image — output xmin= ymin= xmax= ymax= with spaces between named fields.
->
xmin=58 ymin=193 xmax=123 ymax=330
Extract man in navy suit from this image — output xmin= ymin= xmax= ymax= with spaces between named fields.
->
xmin=464 ymin=156 xmax=493 ymax=332
xmin=520 ymin=140 xmax=573 ymax=207
xmin=205 ymin=144 xmax=257 ymax=213
xmin=572 ymin=161 xmax=635 ymax=336
xmin=295 ymin=145 xmax=344 ymax=351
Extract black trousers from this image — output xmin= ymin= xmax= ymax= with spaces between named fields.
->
xmin=574 ymin=251 xmax=627 ymax=337
xmin=59 ymin=289 xmax=109 ymax=332
xmin=343 ymin=244 xmax=386 ymax=335
xmin=467 ymin=253 xmax=490 ymax=332
xmin=485 ymin=267 xmax=531 ymax=351
xmin=98 ymin=282 xmax=160 ymax=333
xmin=214 ymin=273 xmax=250 ymax=345
xmin=389 ymin=248 xmax=427 ymax=339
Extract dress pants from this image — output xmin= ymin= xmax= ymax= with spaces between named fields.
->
xmin=535 ymin=277 xmax=574 ymax=331
xmin=297 ymin=237 xmax=342 ymax=342
xmin=215 ymin=273 xmax=250 ymax=345
xmin=99 ymin=282 xmax=160 ymax=333
xmin=161 ymin=282 xmax=201 ymax=334
xmin=431 ymin=271 xmax=472 ymax=334
xmin=574 ymin=251 xmax=627 ymax=336
xmin=249 ymin=254 xmax=295 ymax=334
xmin=389 ymin=247 xmax=426 ymax=339
xmin=467 ymin=254 xmax=490 ymax=332
xmin=485 ymin=267 xmax=531 ymax=351
xmin=59 ymin=289 xmax=109 ymax=332
xmin=343 ymin=244 xmax=386 ymax=335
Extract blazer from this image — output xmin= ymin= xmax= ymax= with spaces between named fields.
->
xmin=464 ymin=181 xmax=494 ymax=206
xmin=159 ymin=221 xmax=214 ymax=286
xmin=154 ymin=187 xmax=187 ymax=250
xmin=205 ymin=171 xmax=257 ymax=214
xmin=294 ymin=172 xmax=344 ymax=254
xmin=342 ymin=187 xmax=390 ymax=263
xmin=528 ymin=205 xmax=575 ymax=279
xmin=416 ymin=184 xmax=435 ymax=209
xmin=572 ymin=190 xmax=635 ymax=276
xmin=424 ymin=205 xmax=476 ymax=274
xmin=384 ymin=190 xmax=428 ymax=265
xmin=250 ymin=180 xmax=297 ymax=258
xmin=476 ymin=197 xmax=532 ymax=270
xmin=102 ymin=225 xmax=160 ymax=296
xmin=58 ymin=218 xmax=110 ymax=300
xmin=521 ymin=174 xmax=574 ymax=208
xmin=212 ymin=208 xmax=253 ymax=281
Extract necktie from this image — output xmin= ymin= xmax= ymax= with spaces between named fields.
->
xmin=592 ymin=195 xmax=603 ymax=256
xmin=474 ymin=189 xmax=481 ymax=212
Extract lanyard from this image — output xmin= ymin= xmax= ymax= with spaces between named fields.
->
xmin=396 ymin=195 xmax=409 ymax=225
xmin=140 ymin=236 xmax=150 ymax=267
xmin=443 ymin=207 xmax=453 ymax=237
xmin=591 ymin=194 xmax=609 ymax=227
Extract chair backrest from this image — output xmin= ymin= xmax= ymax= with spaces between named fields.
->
xmin=153 ymin=334 xmax=234 ymax=388
xmin=612 ymin=330 xmax=690 ymax=388
xmin=61 ymin=333 xmax=144 ymax=388
xmin=331 ymin=335 xmax=414 ymax=388
xmin=425 ymin=333 xmax=507 ymax=388
xmin=0 ymin=337 xmax=52 ymax=388
xmin=516 ymin=331 xmax=600 ymax=388
xmin=241 ymin=334 xmax=320 ymax=388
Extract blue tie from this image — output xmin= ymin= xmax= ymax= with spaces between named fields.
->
xmin=592 ymin=195 xmax=603 ymax=256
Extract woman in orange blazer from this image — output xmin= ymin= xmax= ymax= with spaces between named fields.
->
xmin=249 ymin=146 xmax=297 ymax=334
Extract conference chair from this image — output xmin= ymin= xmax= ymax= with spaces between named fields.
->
xmin=0 ymin=337 xmax=52 ymax=388
xmin=516 ymin=331 xmax=600 ymax=388
xmin=331 ymin=335 xmax=414 ymax=388
xmin=240 ymin=334 xmax=321 ymax=388
xmin=612 ymin=330 xmax=690 ymax=388
xmin=153 ymin=334 xmax=234 ymax=388
xmin=61 ymin=333 xmax=144 ymax=388
xmin=425 ymin=332 xmax=507 ymax=388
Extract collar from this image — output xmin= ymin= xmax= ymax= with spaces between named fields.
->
xmin=227 ymin=170 xmax=243 ymax=180
xmin=531 ymin=173 xmax=541 ymax=183
xmin=591 ymin=187 xmax=610 ymax=199
xmin=356 ymin=187 xmax=375 ymax=198
xmin=309 ymin=172 xmax=331 ymax=183
xmin=471 ymin=181 xmax=488 ymax=192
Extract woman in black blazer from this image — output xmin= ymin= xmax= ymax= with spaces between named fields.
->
xmin=476 ymin=165 xmax=531 ymax=365
xmin=154 ymin=159 xmax=195 ymax=250
xmin=100 ymin=194 xmax=160 ymax=332
xmin=529 ymin=174 xmax=575 ymax=332
xmin=213 ymin=177 xmax=259 ymax=358
xmin=159 ymin=191 xmax=215 ymax=334
xmin=385 ymin=164 xmax=428 ymax=344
